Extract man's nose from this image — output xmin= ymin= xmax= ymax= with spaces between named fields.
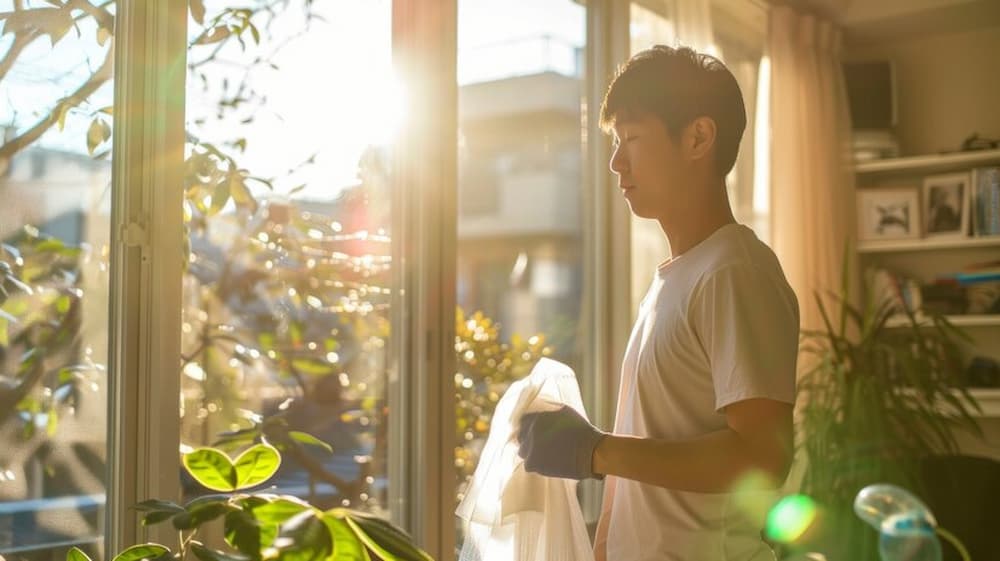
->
xmin=609 ymin=145 xmax=628 ymax=175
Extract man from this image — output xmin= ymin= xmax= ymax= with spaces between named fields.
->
xmin=517 ymin=45 xmax=799 ymax=560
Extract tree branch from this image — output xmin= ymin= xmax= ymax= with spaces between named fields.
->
xmin=67 ymin=0 xmax=114 ymax=32
xmin=0 ymin=29 xmax=39 ymax=83
xmin=0 ymin=38 xmax=113 ymax=167
xmin=282 ymin=439 xmax=372 ymax=500
xmin=0 ymin=0 xmax=115 ymax=83
xmin=0 ymin=355 xmax=45 ymax=427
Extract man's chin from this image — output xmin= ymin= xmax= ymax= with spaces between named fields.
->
xmin=627 ymin=202 xmax=655 ymax=220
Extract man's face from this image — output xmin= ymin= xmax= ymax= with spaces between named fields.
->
xmin=609 ymin=114 xmax=686 ymax=220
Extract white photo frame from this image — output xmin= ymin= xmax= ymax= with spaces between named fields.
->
xmin=857 ymin=188 xmax=921 ymax=241
xmin=922 ymin=172 xmax=970 ymax=239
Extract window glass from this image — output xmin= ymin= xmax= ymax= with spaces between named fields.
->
xmin=181 ymin=0 xmax=399 ymax=516
xmin=0 ymin=2 xmax=116 ymax=559
xmin=454 ymin=0 xmax=588 ymax=535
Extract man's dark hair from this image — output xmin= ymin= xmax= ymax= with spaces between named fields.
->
xmin=600 ymin=45 xmax=747 ymax=178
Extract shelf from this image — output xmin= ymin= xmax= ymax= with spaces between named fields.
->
xmin=901 ymin=388 xmax=1000 ymax=418
xmin=855 ymin=148 xmax=1000 ymax=174
xmin=959 ymin=389 xmax=1000 ymax=417
xmin=886 ymin=314 xmax=1000 ymax=328
xmin=858 ymin=235 xmax=1000 ymax=253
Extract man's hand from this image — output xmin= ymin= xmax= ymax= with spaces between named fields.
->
xmin=516 ymin=405 xmax=606 ymax=480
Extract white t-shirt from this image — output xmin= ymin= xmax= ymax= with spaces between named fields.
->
xmin=606 ymin=223 xmax=799 ymax=561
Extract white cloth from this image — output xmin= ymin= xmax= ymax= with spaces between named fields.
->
xmin=607 ymin=224 xmax=798 ymax=561
xmin=456 ymin=358 xmax=595 ymax=561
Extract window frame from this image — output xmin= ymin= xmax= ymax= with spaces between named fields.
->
xmin=104 ymin=1 xmax=636 ymax=558
xmin=107 ymin=1 xmax=187 ymax=552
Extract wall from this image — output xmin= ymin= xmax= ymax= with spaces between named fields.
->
xmin=845 ymin=24 xmax=1000 ymax=156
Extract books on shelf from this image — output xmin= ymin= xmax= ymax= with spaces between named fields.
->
xmin=972 ymin=166 xmax=1000 ymax=236
xmin=869 ymin=263 xmax=1000 ymax=319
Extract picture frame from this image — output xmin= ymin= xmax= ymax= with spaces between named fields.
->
xmin=922 ymin=172 xmax=970 ymax=239
xmin=857 ymin=187 xmax=920 ymax=241
xmin=971 ymin=166 xmax=1000 ymax=237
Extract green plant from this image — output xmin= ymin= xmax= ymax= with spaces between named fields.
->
xmin=797 ymin=265 xmax=983 ymax=559
xmin=65 ymin=443 xmax=432 ymax=561
xmin=453 ymin=309 xmax=551 ymax=499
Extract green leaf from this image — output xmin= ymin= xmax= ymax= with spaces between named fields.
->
xmin=135 ymin=499 xmax=184 ymax=514
xmin=274 ymin=511 xmax=332 ymax=561
xmin=143 ymin=510 xmax=180 ymax=526
xmin=224 ymin=510 xmax=263 ymax=559
xmin=173 ymin=502 xmax=231 ymax=530
xmin=342 ymin=516 xmax=397 ymax=561
xmin=233 ymin=443 xmax=280 ymax=489
xmin=86 ymin=117 xmax=108 ymax=155
xmin=1 ymin=8 xmax=73 ymax=45
xmin=55 ymin=294 xmax=72 ymax=314
xmin=56 ymin=103 xmax=70 ymax=131
xmin=288 ymin=431 xmax=333 ymax=454
xmin=67 ymin=547 xmax=93 ymax=561
xmin=183 ymin=448 xmax=237 ymax=491
xmin=189 ymin=0 xmax=206 ymax=24
xmin=111 ymin=544 xmax=170 ymax=561
xmin=322 ymin=516 xmax=370 ymax=561
xmin=45 ymin=408 xmax=58 ymax=437
xmin=251 ymin=497 xmax=310 ymax=525
xmin=184 ymin=493 xmax=232 ymax=511
xmin=209 ymin=180 xmax=231 ymax=216
xmin=348 ymin=513 xmax=433 ymax=561
xmin=290 ymin=358 xmax=334 ymax=376
xmin=191 ymin=543 xmax=250 ymax=561
xmin=195 ymin=25 xmax=230 ymax=45
xmin=229 ymin=175 xmax=258 ymax=214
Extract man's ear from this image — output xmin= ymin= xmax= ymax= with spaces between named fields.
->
xmin=683 ymin=117 xmax=717 ymax=162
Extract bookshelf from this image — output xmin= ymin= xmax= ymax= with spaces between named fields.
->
xmin=854 ymin=149 xmax=1000 ymax=400
xmin=858 ymin=235 xmax=1000 ymax=253
xmin=967 ymin=388 xmax=1000 ymax=418
xmin=855 ymin=148 xmax=1000 ymax=175
xmin=885 ymin=314 xmax=1000 ymax=328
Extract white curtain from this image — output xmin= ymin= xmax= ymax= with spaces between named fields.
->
xmin=673 ymin=0 xmax=715 ymax=54
xmin=768 ymin=5 xmax=855 ymax=334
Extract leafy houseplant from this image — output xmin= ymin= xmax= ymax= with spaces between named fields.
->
xmin=796 ymin=267 xmax=983 ymax=559
xmin=73 ymin=443 xmax=433 ymax=561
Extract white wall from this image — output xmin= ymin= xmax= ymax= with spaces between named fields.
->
xmin=846 ymin=24 xmax=1000 ymax=156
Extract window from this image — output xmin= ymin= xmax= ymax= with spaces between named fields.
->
xmin=0 ymin=1 xmax=116 ymax=559
xmin=0 ymin=3 xmax=773 ymax=559
xmin=455 ymin=0 xmax=592 ymax=538
xmin=181 ymin=0 xmax=399 ymax=516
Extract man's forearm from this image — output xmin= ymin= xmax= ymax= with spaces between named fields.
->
xmin=591 ymin=427 xmax=788 ymax=493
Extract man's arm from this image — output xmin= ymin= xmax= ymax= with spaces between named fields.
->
xmin=592 ymin=397 xmax=793 ymax=492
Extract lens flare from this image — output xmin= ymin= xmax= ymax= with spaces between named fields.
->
xmin=765 ymin=494 xmax=818 ymax=543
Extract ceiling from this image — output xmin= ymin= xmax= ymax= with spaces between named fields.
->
xmin=780 ymin=0 xmax=1000 ymax=43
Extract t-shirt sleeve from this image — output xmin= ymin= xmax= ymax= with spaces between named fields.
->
xmin=690 ymin=263 xmax=800 ymax=411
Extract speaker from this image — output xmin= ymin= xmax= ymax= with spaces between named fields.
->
xmin=843 ymin=60 xmax=896 ymax=130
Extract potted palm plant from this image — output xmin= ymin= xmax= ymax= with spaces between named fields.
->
xmin=796 ymin=265 xmax=983 ymax=560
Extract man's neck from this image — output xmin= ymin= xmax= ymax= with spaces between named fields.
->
xmin=657 ymin=181 xmax=736 ymax=256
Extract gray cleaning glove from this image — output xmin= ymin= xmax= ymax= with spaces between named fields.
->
xmin=517 ymin=405 xmax=606 ymax=480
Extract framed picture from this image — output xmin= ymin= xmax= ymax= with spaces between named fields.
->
xmin=923 ymin=172 xmax=970 ymax=238
xmin=857 ymin=188 xmax=920 ymax=241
